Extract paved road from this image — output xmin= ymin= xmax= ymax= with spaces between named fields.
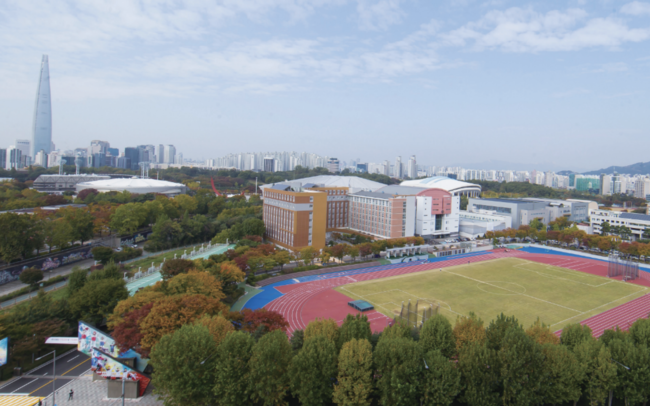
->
xmin=0 ymin=351 xmax=90 ymax=398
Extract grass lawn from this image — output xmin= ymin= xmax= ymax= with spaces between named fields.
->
xmin=335 ymin=257 xmax=648 ymax=331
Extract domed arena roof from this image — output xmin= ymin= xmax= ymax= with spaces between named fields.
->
xmin=399 ymin=176 xmax=481 ymax=196
xmin=75 ymin=178 xmax=188 ymax=196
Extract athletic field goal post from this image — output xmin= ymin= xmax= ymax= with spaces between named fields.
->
xmin=608 ymin=253 xmax=639 ymax=281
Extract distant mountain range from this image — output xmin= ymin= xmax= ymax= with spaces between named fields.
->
xmin=566 ymin=161 xmax=650 ymax=176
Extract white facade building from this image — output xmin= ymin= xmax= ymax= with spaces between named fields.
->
xmin=590 ymin=210 xmax=650 ymax=241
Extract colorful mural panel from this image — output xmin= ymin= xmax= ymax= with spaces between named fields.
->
xmin=78 ymin=321 xmax=120 ymax=358
xmin=0 ymin=337 xmax=8 ymax=367
xmin=91 ymin=349 xmax=151 ymax=397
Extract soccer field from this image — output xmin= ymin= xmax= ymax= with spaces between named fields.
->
xmin=334 ymin=257 xmax=649 ymax=330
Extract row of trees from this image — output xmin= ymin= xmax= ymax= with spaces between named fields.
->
xmin=148 ymin=308 xmax=650 ymax=406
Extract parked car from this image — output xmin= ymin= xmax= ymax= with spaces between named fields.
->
xmin=115 ymin=247 xmax=123 ymax=252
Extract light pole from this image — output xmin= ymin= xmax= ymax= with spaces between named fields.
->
xmin=35 ymin=349 xmax=56 ymax=405
xmin=609 ymin=359 xmax=630 ymax=406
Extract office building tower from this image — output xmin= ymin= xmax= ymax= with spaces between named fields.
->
xmin=137 ymin=145 xmax=155 ymax=163
xmin=635 ymin=177 xmax=650 ymax=200
xmin=117 ymin=157 xmax=131 ymax=169
xmin=124 ymin=147 xmax=140 ymax=170
xmin=32 ymin=55 xmax=52 ymax=158
xmin=90 ymin=140 xmax=110 ymax=155
xmin=177 ymin=153 xmax=183 ymax=165
xmin=16 ymin=140 xmax=31 ymax=159
xmin=164 ymin=145 xmax=176 ymax=164
xmin=0 ymin=149 xmax=6 ymax=169
xmin=599 ymin=174 xmax=612 ymax=196
xmin=107 ymin=148 xmax=119 ymax=157
xmin=7 ymin=146 xmax=22 ymax=169
xmin=327 ymin=158 xmax=340 ymax=173
xmin=158 ymin=145 xmax=165 ymax=163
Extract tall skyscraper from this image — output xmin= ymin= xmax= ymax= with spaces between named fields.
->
xmin=16 ymin=140 xmax=31 ymax=159
xmin=164 ymin=145 xmax=176 ymax=164
xmin=395 ymin=156 xmax=402 ymax=179
xmin=407 ymin=155 xmax=417 ymax=179
xmin=158 ymin=144 xmax=165 ymax=163
xmin=32 ymin=55 xmax=52 ymax=158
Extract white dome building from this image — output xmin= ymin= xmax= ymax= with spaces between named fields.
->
xmin=75 ymin=178 xmax=188 ymax=196
xmin=399 ymin=176 xmax=481 ymax=197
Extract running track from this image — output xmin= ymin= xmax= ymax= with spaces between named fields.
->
xmin=246 ymin=248 xmax=650 ymax=336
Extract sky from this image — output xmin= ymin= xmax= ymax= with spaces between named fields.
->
xmin=0 ymin=0 xmax=649 ymax=172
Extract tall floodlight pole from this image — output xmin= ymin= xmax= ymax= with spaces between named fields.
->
xmin=36 ymin=349 xmax=56 ymax=405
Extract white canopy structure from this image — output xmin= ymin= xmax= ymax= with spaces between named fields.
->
xmin=75 ymin=178 xmax=188 ymax=196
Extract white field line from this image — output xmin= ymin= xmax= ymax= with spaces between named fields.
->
xmin=550 ymin=287 xmax=649 ymax=327
xmin=513 ymin=263 xmax=614 ymax=288
xmin=440 ymin=269 xmax=583 ymax=313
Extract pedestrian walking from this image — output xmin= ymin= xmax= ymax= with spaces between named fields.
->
xmin=69 ymin=388 xmax=74 ymax=400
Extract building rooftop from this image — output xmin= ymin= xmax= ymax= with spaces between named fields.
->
xmin=374 ymin=185 xmax=428 ymax=195
xmin=260 ymin=175 xmax=386 ymax=193
xmin=400 ymin=176 xmax=481 ymax=193
xmin=620 ymin=213 xmax=650 ymax=222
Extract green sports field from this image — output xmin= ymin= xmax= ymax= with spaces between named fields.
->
xmin=334 ymin=257 xmax=649 ymax=330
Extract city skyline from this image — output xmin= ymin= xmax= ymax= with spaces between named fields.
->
xmin=0 ymin=1 xmax=649 ymax=171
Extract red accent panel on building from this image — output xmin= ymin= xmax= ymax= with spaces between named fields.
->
xmin=416 ymin=188 xmax=452 ymax=215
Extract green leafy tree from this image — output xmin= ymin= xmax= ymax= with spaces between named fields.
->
xmin=421 ymin=349 xmax=461 ymax=406
xmin=337 ymin=314 xmax=372 ymax=351
xmin=91 ymin=246 xmax=115 ymax=264
xmin=213 ymin=331 xmax=255 ymax=406
xmin=160 ymin=258 xmax=195 ymax=280
xmin=67 ymin=266 xmax=88 ymax=296
xmin=273 ymin=250 xmax=291 ymax=271
xmin=0 ymin=213 xmax=43 ymax=261
xmin=333 ymin=338 xmax=373 ymax=406
xmin=379 ymin=320 xmax=412 ymax=342
xmin=560 ymin=323 xmax=594 ymax=351
xmin=242 ymin=218 xmax=265 ymax=236
xmin=110 ymin=202 xmax=149 ymax=235
xmin=63 ymin=207 xmax=95 ymax=244
xmin=458 ymin=342 xmax=500 ymax=406
xmin=373 ymin=337 xmax=423 ymax=406
xmin=529 ymin=218 xmax=544 ymax=231
xmin=628 ymin=317 xmax=650 ymax=347
xmin=420 ymin=314 xmax=456 ymax=359
xmin=150 ymin=324 xmax=217 ymax=406
xmin=248 ymin=329 xmax=293 ymax=406
xmin=485 ymin=313 xmax=520 ymax=351
xmin=498 ymin=327 xmax=545 ymax=406
xmin=289 ymin=335 xmax=338 ymax=406
xmin=68 ymin=278 xmax=128 ymax=324
xmin=587 ymin=345 xmax=618 ymax=406
xmin=607 ymin=338 xmax=650 ymax=405
xmin=601 ymin=221 xmax=611 ymax=235
xmin=539 ymin=343 xmax=584 ymax=405
xmin=19 ymin=267 xmax=43 ymax=289
xmin=290 ymin=329 xmax=304 ymax=352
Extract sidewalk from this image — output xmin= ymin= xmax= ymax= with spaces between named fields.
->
xmin=0 ymin=280 xmax=68 ymax=309
xmin=0 ymin=258 xmax=95 ymax=298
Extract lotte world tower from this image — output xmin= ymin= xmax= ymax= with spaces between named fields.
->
xmin=32 ymin=55 xmax=52 ymax=157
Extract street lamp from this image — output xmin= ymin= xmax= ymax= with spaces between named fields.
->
xmin=35 ymin=349 xmax=56 ymax=405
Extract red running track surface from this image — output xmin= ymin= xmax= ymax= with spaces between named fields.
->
xmin=554 ymin=294 xmax=650 ymax=338
xmin=266 ymin=249 xmax=650 ymax=336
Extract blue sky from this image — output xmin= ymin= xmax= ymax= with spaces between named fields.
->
xmin=0 ymin=0 xmax=649 ymax=172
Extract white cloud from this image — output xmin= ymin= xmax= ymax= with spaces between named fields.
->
xmin=621 ymin=2 xmax=650 ymax=16
xmin=594 ymin=62 xmax=628 ymax=72
xmin=440 ymin=7 xmax=650 ymax=52
xmin=356 ymin=0 xmax=405 ymax=31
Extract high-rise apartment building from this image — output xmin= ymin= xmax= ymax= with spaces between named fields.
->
xmin=158 ymin=145 xmax=165 ymax=163
xmin=407 ymin=156 xmax=417 ymax=179
xmin=7 ymin=146 xmax=22 ymax=170
xmin=0 ymin=149 xmax=6 ymax=170
xmin=394 ymin=156 xmax=403 ymax=179
xmin=34 ymin=150 xmax=48 ymax=167
xmin=600 ymin=173 xmax=612 ymax=195
xmin=263 ymin=157 xmax=276 ymax=172
xmin=32 ymin=55 xmax=52 ymax=158
xmin=635 ymin=177 xmax=650 ymax=200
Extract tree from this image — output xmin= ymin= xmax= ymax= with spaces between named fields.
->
xmin=358 ymin=243 xmax=373 ymax=260
xmin=498 ymin=326 xmax=545 ymax=405
xmin=421 ymin=349 xmax=461 ymax=406
xmin=289 ymin=335 xmax=338 ymax=406
xmin=539 ymin=343 xmax=584 ymax=406
xmin=453 ymin=312 xmax=486 ymax=352
xmin=380 ymin=321 xmax=412 ymax=342
xmin=0 ymin=213 xmax=43 ymax=262
xmin=420 ymin=314 xmax=456 ymax=359
xmin=601 ymin=221 xmax=611 ymax=235
xmin=290 ymin=329 xmax=304 ymax=352
xmin=174 ymin=194 xmax=198 ymax=214
xmin=67 ymin=266 xmax=87 ymax=297
xmin=333 ymin=338 xmax=373 ymax=406
xmin=560 ymin=323 xmax=594 ymax=351
xmin=273 ymin=250 xmax=291 ymax=270
xmin=628 ymin=317 xmax=650 ymax=347
xmin=248 ymin=329 xmax=294 ymax=406
xmin=68 ymin=278 xmax=128 ymax=325
xmin=330 ymin=244 xmax=349 ymax=262
xmin=305 ymin=318 xmax=339 ymax=343
xmin=485 ymin=313 xmax=520 ymax=351
xmin=525 ymin=317 xmax=559 ymax=345
xmin=160 ymin=258 xmax=195 ymax=280
xmin=348 ymin=245 xmax=360 ymax=262
xmin=606 ymin=338 xmax=650 ymax=406
xmin=162 ymin=270 xmax=225 ymax=300
xmin=150 ymin=324 xmax=217 ymax=406
xmin=299 ymin=246 xmax=316 ymax=265
xmin=213 ymin=331 xmax=255 ymax=406
xmin=139 ymin=294 xmax=225 ymax=352
xmin=19 ymin=267 xmax=43 ymax=289
xmin=586 ymin=344 xmax=618 ymax=406
xmin=62 ymin=206 xmax=95 ymax=244
xmin=373 ymin=337 xmax=423 ymax=406
xmin=243 ymin=218 xmax=265 ymax=236
xmin=458 ymin=342 xmax=500 ymax=406
xmin=110 ymin=202 xmax=148 ymax=235
xmin=240 ymin=308 xmax=289 ymax=334
xmin=76 ymin=188 xmax=98 ymax=202
xmin=337 ymin=314 xmax=372 ymax=351
xmin=112 ymin=302 xmax=154 ymax=355
xmin=195 ymin=314 xmax=234 ymax=345
xmin=91 ymin=246 xmax=115 ymax=265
